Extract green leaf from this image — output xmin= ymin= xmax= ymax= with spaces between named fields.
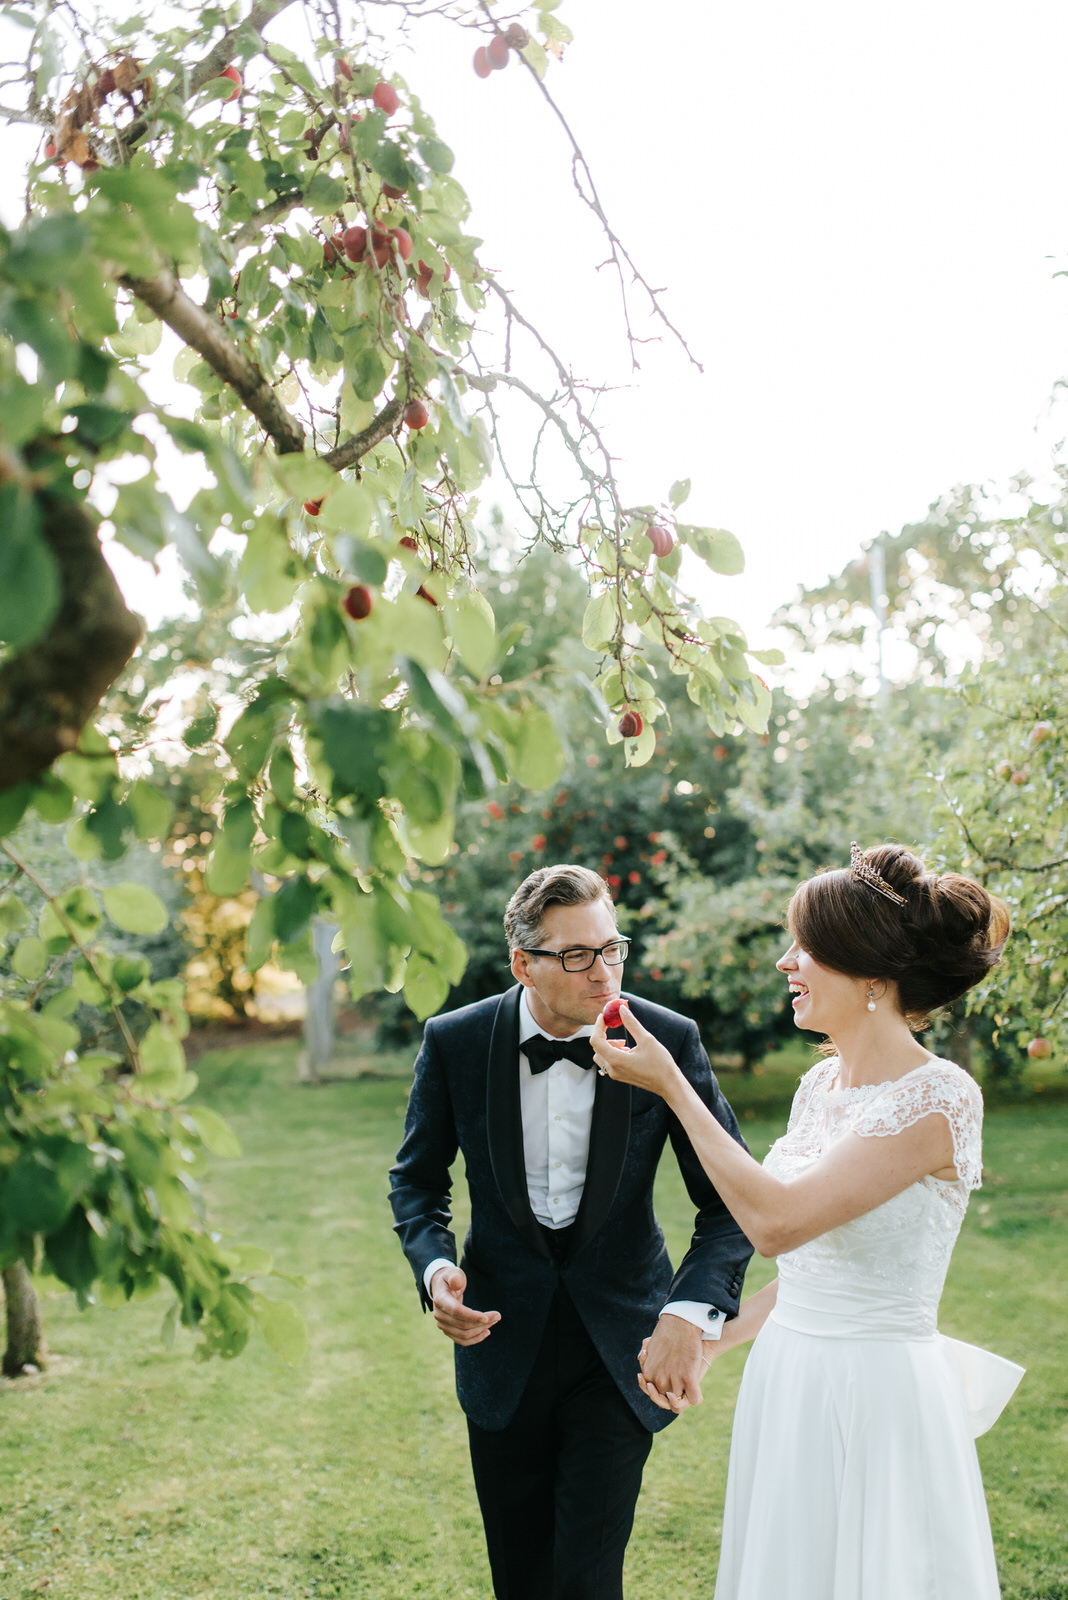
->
xmin=446 ymin=592 xmax=497 ymax=678
xmin=270 ymin=453 xmax=336 ymax=502
xmin=318 ymin=481 xmax=372 ymax=539
xmin=303 ymin=173 xmax=347 ymax=213
xmin=510 ymin=709 xmax=565 ymax=791
xmin=103 ymin=883 xmax=169 ymax=936
xmin=351 ymin=347 xmax=387 ymax=401
xmin=31 ymin=774 xmax=74 ymax=823
xmin=205 ymin=832 xmax=252 ymax=896
xmin=40 ymin=886 xmax=102 ymax=947
xmin=138 ymin=1023 xmax=186 ymax=1096
xmin=271 ymin=876 xmax=318 ymax=944
xmin=316 ymin=705 xmax=393 ymax=800
xmin=582 ymin=591 xmax=618 ymax=651
xmin=220 ymin=1242 xmax=273 ymax=1275
xmin=0 ymin=486 xmax=61 ymax=648
xmin=417 ymin=136 xmax=455 ymax=174
xmin=245 ymin=897 xmax=275 ymax=973
xmin=5 ymin=1151 xmax=72 ymax=1233
xmin=679 ymin=525 xmax=745 ymax=576
xmin=403 ymin=950 xmax=451 ymax=1019
xmin=11 ymin=936 xmax=47 ymax=981
xmin=44 ymin=1207 xmax=96 ymax=1295
xmin=0 ymin=893 xmax=31 ymax=940
xmin=184 ymin=706 xmax=219 ymax=749
xmin=669 ymin=479 xmax=691 ymax=509
xmin=240 ymin=516 xmax=303 ymax=612
xmin=127 ymin=780 xmax=174 ymax=840
xmin=113 ymin=955 xmax=151 ymax=993
xmin=0 ymin=784 xmax=33 ymax=838
xmin=750 ymin=647 xmax=786 ymax=666
xmin=253 ymin=1294 xmax=308 ymax=1365
xmin=110 ymin=313 xmax=162 ymax=358
xmin=189 ymin=1106 xmax=243 ymax=1159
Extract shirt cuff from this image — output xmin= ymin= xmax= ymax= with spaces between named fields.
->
xmin=661 ymin=1300 xmax=727 ymax=1341
xmin=423 ymin=1257 xmax=456 ymax=1298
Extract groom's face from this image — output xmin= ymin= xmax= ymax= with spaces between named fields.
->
xmin=511 ymin=898 xmax=623 ymax=1037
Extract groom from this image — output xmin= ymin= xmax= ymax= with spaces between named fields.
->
xmin=389 ymin=864 xmax=752 ymax=1600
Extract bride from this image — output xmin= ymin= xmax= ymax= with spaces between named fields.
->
xmin=592 ymin=843 xmax=1023 ymax=1600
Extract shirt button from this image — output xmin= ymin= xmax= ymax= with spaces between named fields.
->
xmin=554 ymin=1115 xmax=561 ymax=1122
xmin=552 ymin=1197 xmax=559 ymax=1204
xmin=554 ymin=1161 xmax=562 ymax=1169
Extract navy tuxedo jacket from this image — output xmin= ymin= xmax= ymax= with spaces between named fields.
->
xmin=389 ymin=986 xmax=754 ymax=1433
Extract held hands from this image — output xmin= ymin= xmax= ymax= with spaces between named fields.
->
xmin=429 ymin=1266 xmax=500 ymax=1347
xmin=591 ymin=1002 xmax=682 ymax=1099
xmin=637 ymin=1314 xmax=719 ymax=1413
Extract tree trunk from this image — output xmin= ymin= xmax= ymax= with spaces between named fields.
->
xmin=0 ymin=491 xmax=143 ymax=794
xmin=2 ymin=1260 xmax=44 ymax=1376
xmin=298 ymin=919 xmax=338 ymax=1084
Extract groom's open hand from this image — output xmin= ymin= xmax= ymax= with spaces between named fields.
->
xmin=430 ymin=1267 xmax=501 ymax=1346
xmin=637 ymin=1314 xmax=713 ymax=1413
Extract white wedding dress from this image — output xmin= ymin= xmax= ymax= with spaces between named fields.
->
xmin=714 ymin=1056 xmax=1024 ymax=1600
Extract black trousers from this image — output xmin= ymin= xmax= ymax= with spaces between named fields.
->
xmin=466 ymin=1262 xmax=653 ymax=1600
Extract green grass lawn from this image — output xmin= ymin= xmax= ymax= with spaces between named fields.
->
xmin=0 ymin=1036 xmax=1065 ymax=1599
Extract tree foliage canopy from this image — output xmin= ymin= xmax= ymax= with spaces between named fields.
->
xmin=0 ymin=0 xmax=774 ymax=1358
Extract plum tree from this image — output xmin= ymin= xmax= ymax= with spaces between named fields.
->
xmin=0 ymin=0 xmax=771 ymax=1363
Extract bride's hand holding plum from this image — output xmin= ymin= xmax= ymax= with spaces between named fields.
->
xmin=591 ymin=1002 xmax=683 ymax=1098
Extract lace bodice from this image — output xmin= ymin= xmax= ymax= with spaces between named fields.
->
xmin=765 ymin=1056 xmax=983 ymax=1339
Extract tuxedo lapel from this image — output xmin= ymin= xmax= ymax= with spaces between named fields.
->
xmin=568 ymin=1069 xmax=631 ymax=1260
xmin=486 ymin=986 xmax=552 ymax=1260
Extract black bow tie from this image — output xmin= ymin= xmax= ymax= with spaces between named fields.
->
xmin=523 ymin=1034 xmax=597 ymax=1075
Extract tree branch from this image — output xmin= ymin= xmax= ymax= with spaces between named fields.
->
xmin=0 ymin=493 xmax=142 ymax=793
xmin=125 ymin=266 xmax=307 ymax=455
xmin=122 ymin=0 xmax=300 ymax=151
xmin=323 ymin=396 xmax=404 ymax=470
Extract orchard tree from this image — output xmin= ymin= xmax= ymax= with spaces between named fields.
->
xmin=0 ymin=1 xmax=773 ymax=1364
xmin=926 ymin=486 xmax=1068 ymax=1077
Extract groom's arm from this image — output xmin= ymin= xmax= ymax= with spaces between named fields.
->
xmin=389 ymin=1020 xmax=460 ymax=1311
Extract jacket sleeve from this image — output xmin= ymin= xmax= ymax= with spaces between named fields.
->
xmin=663 ymin=1020 xmax=754 ymax=1318
xmin=388 ymin=1020 xmax=459 ymax=1310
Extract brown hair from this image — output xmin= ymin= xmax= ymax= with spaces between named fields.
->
xmin=788 ymin=843 xmax=1010 ymax=1025
xmin=503 ymin=865 xmax=614 ymax=952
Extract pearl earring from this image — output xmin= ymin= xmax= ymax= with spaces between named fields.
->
xmin=866 ymin=984 xmax=876 ymax=1013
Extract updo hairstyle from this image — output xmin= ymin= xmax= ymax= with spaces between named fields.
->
xmin=787 ymin=844 xmax=1010 ymax=1025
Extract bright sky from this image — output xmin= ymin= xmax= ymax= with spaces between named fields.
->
xmin=394 ymin=0 xmax=1068 ymax=656
xmin=3 ymin=0 xmax=1067 ymax=669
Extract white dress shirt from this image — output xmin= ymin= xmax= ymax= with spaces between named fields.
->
xmin=423 ymin=990 xmax=724 ymax=1339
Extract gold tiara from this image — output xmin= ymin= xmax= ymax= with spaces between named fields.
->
xmin=849 ymin=842 xmax=907 ymax=906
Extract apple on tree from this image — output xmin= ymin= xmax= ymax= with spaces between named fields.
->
xmin=372 ymin=80 xmax=400 ymax=116
xmin=646 ymin=523 xmax=674 ymax=558
xmin=1027 ymin=1038 xmax=1053 ymax=1059
xmin=343 ymin=585 xmax=374 ymax=620
xmin=617 ymin=710 xmax=643 ymax=739
xmin=403 ymin=399 xmax=429 ymax=430
xmin=220 ymin=63 xmax=241 ymax=100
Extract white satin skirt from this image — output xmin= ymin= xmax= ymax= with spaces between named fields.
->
xmin=713 ymin=1283 xmax=1023 ymax=1600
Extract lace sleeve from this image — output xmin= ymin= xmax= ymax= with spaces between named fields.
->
xmin=787 ymin=1057 xmax=837 ymax=1134
xmin=852 ymin=1061 xmax=984 ymax=1190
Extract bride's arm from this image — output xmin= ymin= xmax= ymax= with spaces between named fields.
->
xmin=592 ymin=1007 xmax=957 ymax=1257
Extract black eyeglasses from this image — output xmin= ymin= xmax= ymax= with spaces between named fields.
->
xmin=521 ymin=939 xmax=630 ymax=972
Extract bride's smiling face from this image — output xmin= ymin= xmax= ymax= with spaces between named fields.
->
xmin=776 ymin=939 xmax=868 ymax=1033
